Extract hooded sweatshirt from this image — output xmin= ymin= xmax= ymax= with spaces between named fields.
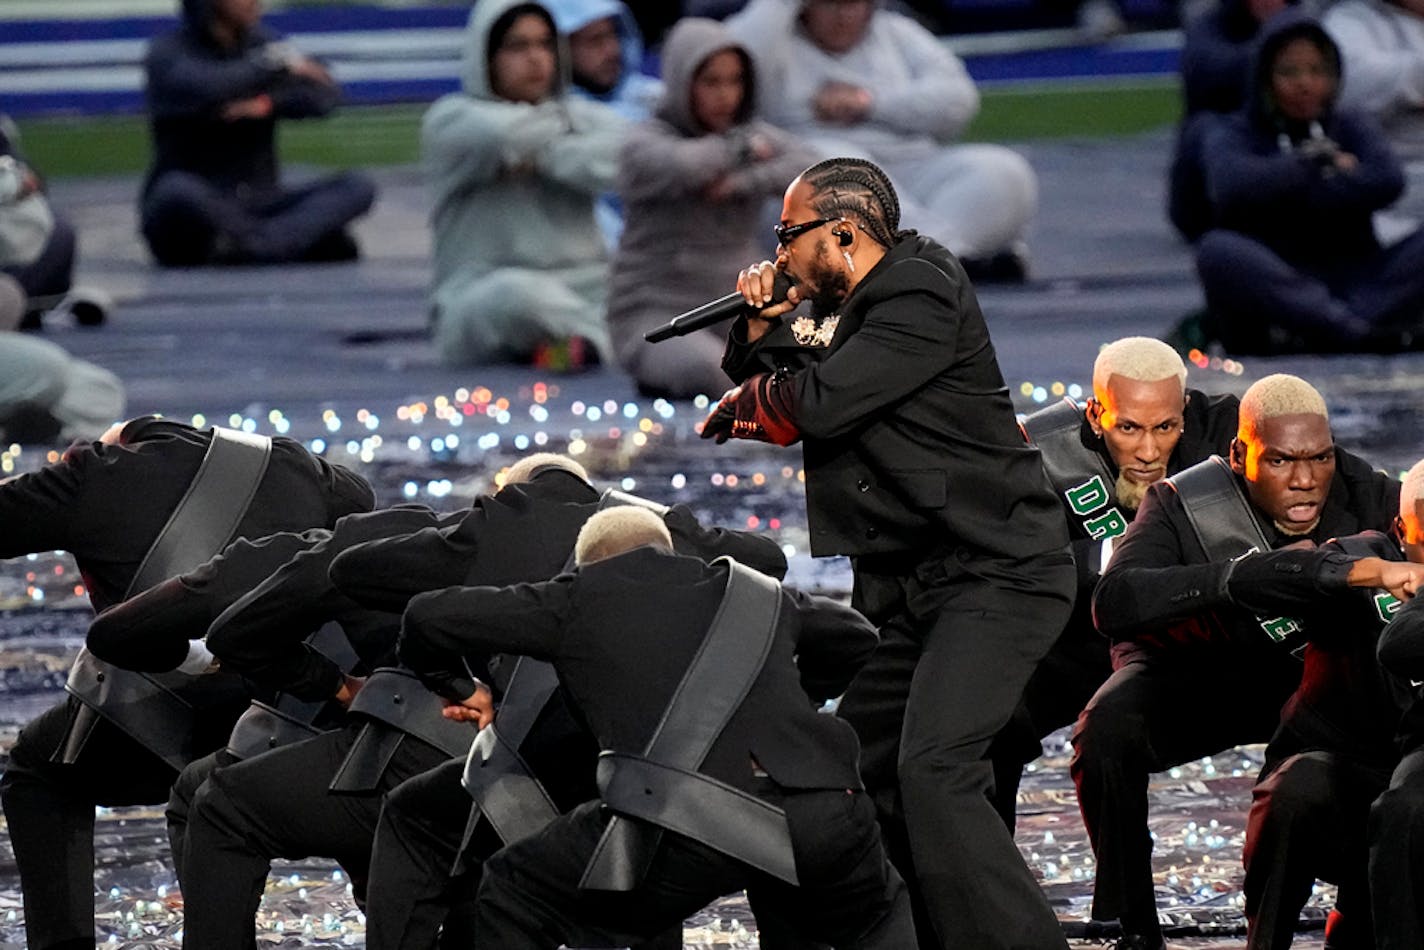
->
xmin=1181 ymin=0 xmax=1298 ymax=115
xmin=607 ymin=18 xmax=814 ymax=352
xmin=542 ymin=0 xmax=663 ymax=122
xmin=725 ymin=0 xmax=979 ymax=162
xmin=143 ymin=0 xmax=339 ymax=196
xmin=1202 ymin=11 xmax=1405 ymax=268
xmin=1325 ymin=0 xmax=1424 ymax=156
xmin=422 ymin=0 xmax=626 ymax=303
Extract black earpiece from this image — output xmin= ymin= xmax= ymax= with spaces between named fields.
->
xmin=835 ymin=229 xmax=853 ymax=247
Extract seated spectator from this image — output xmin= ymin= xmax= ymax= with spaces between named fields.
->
xmin=140 ymin=0 xmax=376 ymax=267
xmin=0 ymin=274 xmax=124 ymax=442
xmin=423 ymin=0 xmax=626 ymax=369
xmin=726 ymin=0 xmax=1038 ymax=281
xmin=1168 ymin=0 xmax=1293 ymax=241
xmin=546 ymin=0 xmax=661 ymax=121
xmin=0 ymin=116 xmax=98 ymax=329
xmin=1325 ymin=0 xmax=1424 ymax=161
xmin=0 ymin=274 xmax=123 ymax=438
xmin=1193 ymin=12 xmax=1424 ymax=354
xmin=545 ymin=0 xmax=661 ymax=248
xmin=608 ymin=17 xmax=815 ymax=398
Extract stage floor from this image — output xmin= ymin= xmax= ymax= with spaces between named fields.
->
xmin=4 ymin=127 xmax=1410 ymax=946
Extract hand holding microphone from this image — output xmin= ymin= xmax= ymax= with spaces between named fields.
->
xmin=643 ymin=263 xmax=799 ymax=343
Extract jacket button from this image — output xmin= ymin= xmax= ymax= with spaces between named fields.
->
xmin=393 ymin=694 xmax=403 ymax=704
xmin=857 ymin=479 xmax=871 ymax=493
xmin=866 ymin=527 xmax=879 ymax=540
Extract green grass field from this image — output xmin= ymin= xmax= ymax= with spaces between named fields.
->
xmin=15 ymin=79 xmax=1182 ymax=178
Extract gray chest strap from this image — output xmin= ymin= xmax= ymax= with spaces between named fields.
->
xmin=1021 ymin=397 xmax=1126 ymax=542
xmin=456 ymin=487 xmax=672 ymax=845
xmin=61 ymin=428 xmax=273 ymax=771
xmin=459 ymin=656 xmax=562 ymax=845
xmin=225 ymin=622 xmax=360 ymax=761
xmin=580 ymin=559 xmax=797 ymax=892
xmin=1168 ymin=456 xmax=1306 ymax=652
xmin=327 ymin=667 xmax=477 ymax=794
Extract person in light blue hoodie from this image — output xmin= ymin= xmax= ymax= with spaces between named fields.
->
xmin=544 ymin=0 xmax=661 ymax=122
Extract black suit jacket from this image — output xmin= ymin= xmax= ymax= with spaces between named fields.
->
xmin=399 ymin=549 xmax=875 ymax=795
xmin=0 ymin=417 xmax=374 ymax=611
xmin=723 ymin=234 xmax=1067 ymax=576
xmin=1092 ymin=445 xmax=1399 ymax=655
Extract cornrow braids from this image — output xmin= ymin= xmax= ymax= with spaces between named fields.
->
xmin=800 ymin=157 xmax=906 ymax=248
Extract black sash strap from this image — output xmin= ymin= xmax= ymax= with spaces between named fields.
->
xmin=328 ymin=667 xmax=476 ymax=793
xmin=459 ymin=656 xmax=561 ymax=844
xmin=1168 ymin=457 xmax=1306 ymax=651
xmin=1021 ymin=397 xmax=1127 ymax=543
xmin=224 ymin=621 xmax=359 ymax=761
xmin=580 ymin=559 xmax=796 ymax=892
xmin=60 ymin=428 xmax=273 ymax=771
xmin=455 ymin=488 xmax=670 ymax=846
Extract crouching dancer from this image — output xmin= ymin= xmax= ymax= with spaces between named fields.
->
xmin=397 ymin=506 xmax=917 ymax=948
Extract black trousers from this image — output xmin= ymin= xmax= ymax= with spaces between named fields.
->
xmin=474 ymin=793 xmax=915 ymax=949
xmin=835 ymin=549 xmax=1076 ymax=950
xmin=1244 ymin=749 xmax=1387 ymax=950
xmin=0 ymin=697 xmax=234 ymax=950
xmin=368 ymin=756 xmax=693 ymax=950
xmin=1069 ymin=647 xmax=1301 ymax=940
xmin=988 ymin=616 xmax=1111 ymax=830
xmin=1369 ymin=746 xmax=1424 ymax=950
xmin=180 ymin=724 xmax=450 ymax=950
xmin=140 ymin=170 xmax=375 ymax=267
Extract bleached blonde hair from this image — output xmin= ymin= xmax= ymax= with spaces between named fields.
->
xmin=574 ymin=507 xmax=673 ymax=566
xmin=1238 ymin=374 xmax=1329 ymax=440
xmin=1402 ymin=458 xmax=1424 ymax=518
xmin=1092 ymin=337 xmax=1188 ymax=399
xmin=504 ymin=453 xmax=590 ymax=486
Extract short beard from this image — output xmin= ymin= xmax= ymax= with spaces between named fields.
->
xmin=806 ymin=241 xmax=852 ymax=315
xmin=1114 ymin=472 xmax=1153 ymax=511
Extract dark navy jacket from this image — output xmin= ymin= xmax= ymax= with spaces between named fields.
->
xmin=143 ymin=0 xmax=339 ymax=196
xmin=1202 ymin=12 xmax=1405 ymax=269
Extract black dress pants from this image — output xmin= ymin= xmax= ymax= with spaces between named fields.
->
xmin=0 ymin=697 xmax=233 ymax=950
xmin=836 ymin=548 xmax=1076 ymax=950
xmin=1369 ymin=746 xmax=1424 ymax=950
xmin=473 ymin=792 xmax=914 ymax=949
xmin=180 ymin=724 xmax=450 ymax=950
xmin=988 ymin=615 xmax=1111 ymax=830
xmin=1069 ymin=647 xmax=1300 ymax=942
xmin=1244 ymin=749 xmax=1386 ymax=950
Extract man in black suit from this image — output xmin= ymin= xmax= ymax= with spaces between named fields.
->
xmin=990 ymin=336 xmax=1240 ymax=828
xmin=397 ymin=506 xmax=914 ymax=948
xmin=700 ymin=156 xmax=1074 ymax=948
xmin=1077 ymin=373 xmax=1400 ymax=950
xmin=0 ymin=415 xmax=373 ymax=950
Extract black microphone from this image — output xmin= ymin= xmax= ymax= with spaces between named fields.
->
xmin=644 ymin=272 xmax=793 ymax=343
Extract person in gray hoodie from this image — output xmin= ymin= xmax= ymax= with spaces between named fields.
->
xmin=423 ymin=0 xmax=626 ymax=370
xmin=608 ymin=17 xmax=815 ymax=398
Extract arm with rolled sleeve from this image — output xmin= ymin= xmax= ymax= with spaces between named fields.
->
xmin=398 ymin=577 xmax=572 ymax=702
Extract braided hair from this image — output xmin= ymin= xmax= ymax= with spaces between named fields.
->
xmin=799 ymin=157 xmax=906 ymax=248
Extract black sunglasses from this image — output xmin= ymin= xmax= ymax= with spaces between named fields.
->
xmin=773 ymin=217 xmax=834 ymax=248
